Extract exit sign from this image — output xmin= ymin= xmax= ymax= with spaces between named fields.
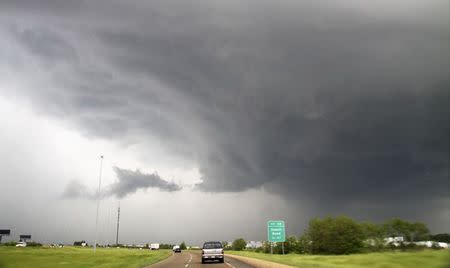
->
xmin=267 ymin=220 xmax=286 ymax=242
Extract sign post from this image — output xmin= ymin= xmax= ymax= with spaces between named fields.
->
xmin=267 ymin=220 xmax=286 ymax=254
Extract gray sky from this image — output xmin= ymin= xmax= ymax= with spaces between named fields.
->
xmin=0 ymin=0 xmax=448 ymax=245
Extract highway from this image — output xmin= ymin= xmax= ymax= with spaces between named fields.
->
xmin=146 ymin=251 xmax=254 ymax=268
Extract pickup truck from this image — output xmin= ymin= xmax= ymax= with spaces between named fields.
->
xmin=201 ymin=241 xmax=224 ymax=263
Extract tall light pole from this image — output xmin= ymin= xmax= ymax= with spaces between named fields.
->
xmin=94 ymin=155 xmax=104 ymax=254
xmin=116 ymin=201 xmax=120 ymax=246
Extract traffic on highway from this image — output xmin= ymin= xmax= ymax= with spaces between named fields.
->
xmin=146 ymin=249 xmax=254 ymax=268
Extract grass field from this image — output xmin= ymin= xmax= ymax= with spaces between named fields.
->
xmin=0 ymin=247 xmax=171 ymax=268
xmin=227 ymin=250 xmax=450 ymax=268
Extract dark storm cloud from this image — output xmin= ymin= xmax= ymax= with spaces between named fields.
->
xmin=109 ymin=167 xmax=182 ymax=197
xmin=1 ymin=1 xmax=449 ymax=221
xmin=62 ymin=167 xmax=182 ymax=199
xmin=12 ymin=26 xmax=77 ymax=62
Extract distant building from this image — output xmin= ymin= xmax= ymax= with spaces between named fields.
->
xmin=246 ymin=241 xmax=263 ymax=249
xmin=384 ymin=236 xmax=404 ymax=243
xmin=383 ymin=237 xmax=449 ymax=249
xmin=384 ymin=236 xmax=404 ymax=246
xmin=415 ymin=241 xmax=449 ymax=249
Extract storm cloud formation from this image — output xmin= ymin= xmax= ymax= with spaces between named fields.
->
xmin=0 ymin=0 xmax=449 ymax=227
xmin=110 ymin=167 xmax=182 ymax=197
xmin=62 ymin=167 xmax=182 ymax=199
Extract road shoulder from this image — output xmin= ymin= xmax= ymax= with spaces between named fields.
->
xmin=225 ymin=253 xmax=295 ymax=268
xmin=143 ymin=251 xmax=176 ymax=268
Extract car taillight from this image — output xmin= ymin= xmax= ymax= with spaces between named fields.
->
xmin=202 ymin=249 xmax=204 ymax=255
xmin=221 ymin=249 xmax=224 ymax=254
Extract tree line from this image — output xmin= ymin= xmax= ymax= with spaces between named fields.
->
xmin=228 ymin=216 xmax=448 ymax=255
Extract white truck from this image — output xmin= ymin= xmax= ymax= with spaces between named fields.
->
xmin=150 ymin=243 xmax=160 ymax=250
xmin=201 ymin=241 xmax=224 ymax=263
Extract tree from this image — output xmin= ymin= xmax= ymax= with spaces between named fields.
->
xmin=221 ymin=241 xmax=230 ymax=250
xmin=159 ymin=244 xmax=174 ymax=249
xmin=285 ymin=236 xmax=298 ymax=254
xmin=410 ymin=222 xmax=430 ymax=242
xmin=383 ymin=218 xmax=412 ymax=240
xmin=261 ymin=240 xmax=272 ymax=253
xmin=307 ymin=216 xmax=364 ymax=254
xmin=383 ymin=219 xmax=430 ymax=242
xmin=360 ymin=222 xmax=384 ymax=239
xmin=73 ymin=241 xmax=87 ymax=246
xmin=232 ymin=238 xmax=247 ymax=251
xmin=180 ymin=241 xmax=187 ymax=250
xmin=430 ymin=233 xmax=450 ymax=243
xmin=276 ymin=236 xmax=298 ymax=254
xmin=360 ymin=221 xmax=385 ymax=250
xmin=296 ymin=233 xmax=311 ymax=254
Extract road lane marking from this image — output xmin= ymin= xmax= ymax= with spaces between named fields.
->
xmin=184 ymin=253 xmax=193 ymax=267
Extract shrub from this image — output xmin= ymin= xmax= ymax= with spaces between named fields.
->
xmin=26 ymin=242 xmax=42 ymax=247
xmin=296 ymin=234 xmax=311 ymax=254
xmin=307 ymin=216 xmax=364 ymax=254
xmin=430 ymin=233 xmax=450 ymax=243
xmin=0 ymin=241 xmax=17 ymax=247
xmin=232 ymin=238 xmax=246 ymax=251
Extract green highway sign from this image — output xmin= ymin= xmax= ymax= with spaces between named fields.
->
xmin=267 ymin=220 xmax=286 ymax=242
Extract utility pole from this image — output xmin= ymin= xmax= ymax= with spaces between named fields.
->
xmin=94 ymin=155 xmax=104 ymax=254
xmin=115 ymin=201 xmax=120 ymax=246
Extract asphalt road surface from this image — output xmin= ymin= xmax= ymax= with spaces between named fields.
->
xmin=146 ymin=251 xmax=255 ymax=268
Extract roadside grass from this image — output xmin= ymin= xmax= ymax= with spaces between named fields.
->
xmin=227 ymin=250 xmax=450 ymax=268
xmin=0 ymin=246 xmax=171 ymax=268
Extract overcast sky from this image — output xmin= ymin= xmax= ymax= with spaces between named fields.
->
xmin=0 ymin=0 xmax=448 ymax=245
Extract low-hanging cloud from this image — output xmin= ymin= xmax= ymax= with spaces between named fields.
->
xmin=109 ymin=167 xmax=182 ymax=197
xmin=61 ymin=180 xmax=95 ymax=200
xmin=62 ymin=167 xmax=182 ymax=199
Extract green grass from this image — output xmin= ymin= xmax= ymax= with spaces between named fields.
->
xmin=0 ymin=247 xmax=171 ymax=268
xmin=227 ymin=250 xmax=450 ymax=268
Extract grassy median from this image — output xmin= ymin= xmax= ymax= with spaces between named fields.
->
xmin=227 ymin=250 xmax=450 ymax=268
xmin=0 ymin=246 xmax=171 ymax=268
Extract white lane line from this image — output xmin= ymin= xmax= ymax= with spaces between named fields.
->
xmin=225 ymin=261 xmax=236 ymax=268
xmin=184 ymin=253 xmax=193 ymax=268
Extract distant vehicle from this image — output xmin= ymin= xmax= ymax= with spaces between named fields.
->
xmin=16 ymin=242 xmax=27 ymax=247
xmin=201 ymin=241 xmax=224 ymax=264
xmin=150 ymin=243 xmax=160 ymax=250
xmin=173 ymin=245 xmax=181 ymax=253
